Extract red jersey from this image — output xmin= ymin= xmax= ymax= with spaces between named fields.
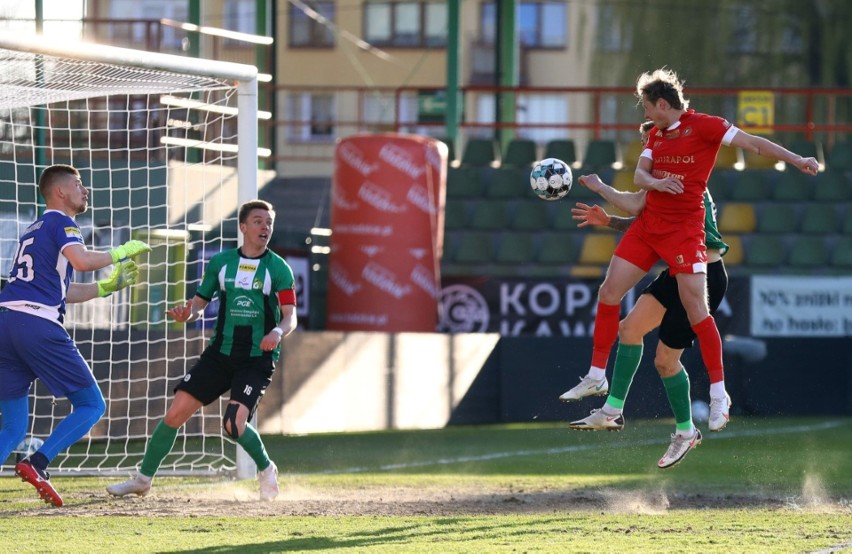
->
xmin=642 ymin=110 xmax=733 ymax=222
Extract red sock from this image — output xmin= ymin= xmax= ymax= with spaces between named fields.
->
xmin=692 ymin=315 xmax=725 ymax=384
xmin=591 ymin=302 xmax=621 ymax=368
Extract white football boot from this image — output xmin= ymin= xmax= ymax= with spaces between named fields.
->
xmin=568 ymin=408 xmax=625 ymax=431
xmin=258 ymin=461 xmax=279 ymax=501
xmin=559 ymin=376 xmax=609 ymax=402
xmin=106 ymin=474 xmax=152 ymax=497
xmin=658 ymin=428 xmax=702 ymax=469
xmin=708 ymin=393 xmax=732 ymax=431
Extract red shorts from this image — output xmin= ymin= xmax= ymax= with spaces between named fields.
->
xmin=613 ymin=211 xmax=707 ymax=275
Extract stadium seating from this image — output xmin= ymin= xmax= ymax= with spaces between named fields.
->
xmin=511 ymin=201 xmax=550 ymax=231
xmin=772 ymin=170 xmax=812 ymax=202
xmin=842 ymin=210 xmax=852 ymax=235
xmin=543 ymin=139 xmax=578 ymax=166
xmin=451 ymin=232 xmax=494 ymax=265
xmin=580 ymin=139 xmax=618 ymax=171
xmin=537 ymin=233 xmax=578 ymax=265
xmin=469 ymin=200 xmax=510 ymax=230
xmin=757 ymin=204 xmax=798 ymax=234
xmin=744 ymin=235 xmax=787 ymax=269
xmin=743 ymin=148 xmax=781 ymax=170
xmin=501 ymin=138 xmax=538 ymax=168
xmin=831 ymin=236 xmax=852 ymax=269
xmin=444 ymin=201 xmax=468 ymax=230
xmin=461 ymin=138 xmax=499 ymax=167
xmin=788 ymin=236 xmax=831 ymax=269
xmin=799 ymin=204 xmax=839 ymax=234
xmin=486 ymin=167 xmax=528 ymax=199
xmin=707 ymin=170 xmax=731 ymax=201
xmin=494 ymin=232 xmax=536 ymax=265
xmin=826 ymin=141 xmax=852 ymax=171
xmin=446 ymin=167 xmax=482 ymax=198
xmin=718 ymin=203 xmax=757 ymax=233
xmin=729 ymin=171 xmax=771 ymax=201
xmin=578 ymin=233 xmax=616 ymax=265
xmin=812 ymin=171 xmax=850 ymax=202
xmin=612 ymin=170 xmax=639 ymax=192
xmin=721 ymin=235 xmax=743 ymax=266
xmin=789 ymin=139 xmax=824 ymax=167
xmin=621 ymin=139 xmax=645 ymax=169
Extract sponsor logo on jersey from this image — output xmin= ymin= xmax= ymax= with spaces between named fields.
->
xmin=64 ymin=226 xmax=82 ymax=239
xmin=24 ymin=221 xmax=44 ymax=234
xmin=239 ymin=263 xmax=258 ymax=272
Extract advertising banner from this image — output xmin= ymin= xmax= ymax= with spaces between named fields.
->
xmin=327 ymin=134 xmax=447 ymax=332
xmin=439 ymin=274 xmax=750 ymax=337
xmin=751 ymin=275 xmax=852 ymax=337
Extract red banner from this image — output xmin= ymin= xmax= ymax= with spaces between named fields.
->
xmin=327 ymin=134 xmax=447 ymax=331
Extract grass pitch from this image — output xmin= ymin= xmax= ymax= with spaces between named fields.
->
xmin=1 ymin=417 xmax=850 ymax=553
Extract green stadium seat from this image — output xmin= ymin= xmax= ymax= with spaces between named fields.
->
xmin=707 ymin=170 xmax=731 ymax=201
xmin=842 ymin=210 xmax=852 ymax=235
xmin=758 ymin=204 xmax=798 ymax=234
xmin=788 ymin=236 xmax=830 ymax=269
xmin=715 ymin=146 xmax=743 ymax=170
xmin=446 ymin=167 xmax=482 ymax=198
xmin=799 ymin=204 xmax=839 ymax=234
xmin=543 ymin=139 xmax=578 ymax=166
xmin=826 ymin=141 xmax=852 ymax=171
xmin=461 ymin=138 xmax=499 ymax=167
xmin=744 ymin=235 xmax=787 ymax=268
xmin=580 ymin=139 xmax=618 ymax=171
xmin=831 ymin=236 xmax=852 ymax=268
xmin=722 ymin=235 xmax=743 ymax=266
xmin=444 ymin=201 xmax=468 ymax=230
xmin=789 ymin=139 xmax=824 ymax=166
xmin=772 ymin=171 xmax=812 ymax=202
xmin=452 ymin=232 xmax=494 ymax=264
xmin=537 ymin=233 xmax=578 ymax=265
xmin=511 ymin=200 xmax=550 ymax=230
xmin=812 ymin=171 xmax=850 ymax=202
xmin=469 ymin=200 xmax=510 ymax=230
xmin=501 ymin=138 xmax=538 ymax=168
xmin=486 ymin=168 xmax=528 ymax=199
xmin=494 ymin=232 xmax=536 ymax=264
xmin=621 ymin=139 xmax=645 ymax=170
xmin=729 ymin=171 xmax=770 ymax=201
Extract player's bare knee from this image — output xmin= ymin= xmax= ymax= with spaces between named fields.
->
xmin=222 ymin=403 xmax=243 ymax=439
xmin=618 ymin=318 xmax=643 ymax=344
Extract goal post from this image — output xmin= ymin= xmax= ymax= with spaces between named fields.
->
xmin=0 ymin=33 xmax=261 ymax=477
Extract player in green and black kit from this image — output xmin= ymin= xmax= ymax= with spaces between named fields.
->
xmin=107 ymin=200 xmax=297 ymax=500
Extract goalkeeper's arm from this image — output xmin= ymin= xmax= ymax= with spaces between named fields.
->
xmin=67 ymin=260 xmax=140 ymax=303
xmin=63 ymin=239 xmax=151 ymax=273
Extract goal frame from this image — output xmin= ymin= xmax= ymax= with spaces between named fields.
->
xmin=0 ymin=33 xmax=261 ymax=479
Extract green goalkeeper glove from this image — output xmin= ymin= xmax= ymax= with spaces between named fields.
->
xmin=109 ymin=240 xmax=152 ymax=263
xmin=97 ymin=260 xmax=140 ymax=297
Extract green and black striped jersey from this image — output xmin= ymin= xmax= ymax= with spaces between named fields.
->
xmin=703 ymin=190 xmax=729 ymax=255
xmin=196 ymin=248 xmax=295 ymax=360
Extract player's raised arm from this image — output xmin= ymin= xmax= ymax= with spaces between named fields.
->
xmin=66 ymin=260 xmax=141 ymax=304
xmin=729 ymin=130 xmax=819 ymax=175
xmin=578 ymin=174 xmax=647 ymax=216
xmin=63 ymin=239 xmax=151 ymax=273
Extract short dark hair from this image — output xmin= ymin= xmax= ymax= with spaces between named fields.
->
xmin=238 ymin=199 xmax=275 ymax=223
xmin=639 ymin=120 xmax=655 ymax=134
xmin=636 ymin=68 xmax=689 ymax=110
xmin=38 ymin=164 xmax=79 ymax=199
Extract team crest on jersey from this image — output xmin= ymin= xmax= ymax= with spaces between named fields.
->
xmin=676 ymin=254 xmax=684 ymax=265
xmin=64 ymin=226 xmax=82 ymax=239
xmin=253 ymin=279 xmax=262 ymax=290
xmin=665 ymin=130 xmax=680 ymax=139
xmin=683 ymin=127 xmax=693 ymax=136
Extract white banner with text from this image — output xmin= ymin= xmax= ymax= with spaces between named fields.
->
xmin=751 ymin=276 xmax=852 ymax=337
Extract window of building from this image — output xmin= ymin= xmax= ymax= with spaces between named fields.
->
xmin=480 ymin=1 xmax=567 ymax=49
xmin=363 ymin=1 xmax=448 ymax=48
xmin=288 ymin=93 xmax=335 ymax=142
xmin=289 ymin=1 xmax=335 ymax=47
xmin=595 ymin=4 xmax=632 ymax=53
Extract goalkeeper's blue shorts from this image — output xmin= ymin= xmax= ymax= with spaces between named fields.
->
xmin=0 ymin=307 xmax=96 ymax=400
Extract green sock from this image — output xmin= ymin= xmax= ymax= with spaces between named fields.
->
xmin=139 ymin=421 xmax=179 ymax=478
xmin=236 ymin=423 xmax=272 ymax=471
xmin=605 ymin=343 xmax=643 ymax=408
xmin=662 ymin=367 xmax=694 ymax=432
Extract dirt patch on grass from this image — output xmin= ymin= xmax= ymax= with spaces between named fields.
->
xmin=10 ymin=480 xmax=850 ymax=518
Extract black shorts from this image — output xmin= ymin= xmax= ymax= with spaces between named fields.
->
xmin=174 ymin=349 xmax=275 ymax=416
xmin=643 ymin=260 xmax=728 ymax=350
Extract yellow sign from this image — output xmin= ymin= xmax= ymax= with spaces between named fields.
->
xmin=737 ymin=90 xmax=774 ymax=135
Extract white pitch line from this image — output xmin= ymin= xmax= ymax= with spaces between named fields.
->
xmin=300 ymin=420 xmax=848 ymax=476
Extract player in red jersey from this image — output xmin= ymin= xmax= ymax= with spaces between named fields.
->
xmin=569 ymin=68 xmax=819 ymax=456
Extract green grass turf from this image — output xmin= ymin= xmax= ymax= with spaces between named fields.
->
xmin=0 ymin=417 xmax=850 ymax=553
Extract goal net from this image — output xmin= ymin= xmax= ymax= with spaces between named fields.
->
xmin=0 ymin=35 xmax=260 ymax=476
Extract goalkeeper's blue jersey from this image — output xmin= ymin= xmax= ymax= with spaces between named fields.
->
xmin=0 ymin=210 xmax=84 ymax=325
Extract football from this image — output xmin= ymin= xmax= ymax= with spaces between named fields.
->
xmin=530 ymin=158 xmax=572 ymax=201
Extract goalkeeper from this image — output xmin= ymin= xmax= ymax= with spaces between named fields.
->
xmin=0 ymin=164 xmax=149 ymax=507
xmin=107 ymin=199 xmax=297 ymax=501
